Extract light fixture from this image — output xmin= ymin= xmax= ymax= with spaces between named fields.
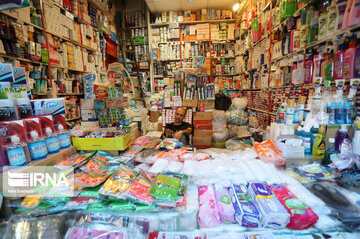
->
xmin=233 ymin=2 xmax=240 ymax=11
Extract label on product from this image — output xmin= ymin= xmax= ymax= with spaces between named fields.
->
xmin=7 ymin=147 xmax=27 ymax=166
xmin=28 ymin=141 xmax=48 ymax=160
xmin=327 ymin=7 xmax=337 ymax=32
xmin=303 ymin=137 xmax=311 ymax=156
xmin=293 ymin=110 xmax=300 ymax=124
xmin=45 ymin=136 xmax=60 ymax=154
xmin=58 ymin=133 xmax=71 ymax=149
xmin=286 ymin=109 xmax=294 ymax=125
xmin=340 ymin=139 xmax=352 ymax=154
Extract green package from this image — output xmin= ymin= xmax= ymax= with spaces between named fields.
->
xmin=148 ymin=174 xmax=181 ymax=202
xmin=79 ymin=185 xmax=102 ymax=198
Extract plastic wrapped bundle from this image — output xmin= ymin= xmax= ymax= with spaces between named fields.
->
xmin=247 ymin=182 xmax=290 ymax=228
xmin=270 ymin=184 xmax=319 ymax=229
xmin=179 ymin=185 xmax=199 ymax=230
xmin=198 ymin=185 xmax=221 ymax=228
xmin=228 ymin=184 xmax=261 ymax=227
xmin=214 ymin=186 xmax=236 ymax=224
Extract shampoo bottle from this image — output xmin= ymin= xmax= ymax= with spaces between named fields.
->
xmin=312 ymin=125 xmax=326 ymax=159
xmin=327 ymin=4 xmax=338 ymax=36
xmin=343 ymin=41 xmax=357 ymax=79
xmin=303 ymin=128 xmax=313 ymax=157
xmin=348 ymin=0 xmax=360 ymax=27
xmin=318 ymin=11 xmax=328 ymax=40
xmin=329 ymin=101 xmax=336 ymax=124
xmin=28 ymin=131 xmax=48 ymax=161
xmin=44 ymin=127 xmax=60 ymax=154
xmin=305 ymin=53 xmax=314 ymax=83
xmin=344 ymin=101 xmax=352 ymax=124
xmin=342 ymin=0 xmax=354 ymax=29
xmin=354 ymin=43 xmax=360 ymax=77
xmin=335 ymin=125 xmax=352 ymax=153
xmin=6 ymin=135 xmax=31 ymax=166
xmin=334 ymin=43 xmax=345 ymax=80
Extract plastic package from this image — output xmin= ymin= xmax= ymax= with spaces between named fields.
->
xmin=197 ymin=160 xmax=214 ymax=177
xmin=270 ymin=184 xmax=319 ymax=229
xmin=55 ymin=152 xmax=95 ymax=170
xmin=148 ymin=174 xmax=181 ymax=204
xmin=73 ymin=172 xmax=109 ymax=187
xmin=179 ymin=184 xmax=199 ymax=230
xmin=182 ymin=160 xmax=199 ymax=176
xmin=158 ymin=138 xmax=183 ymax=150
xmin=157 ymin=147 xmax=187 ymax=160
xmin=164 ymin=160 xmax=183 ymax=173
xmin=148 ymin=158 xmax=169 ymax=174
xmin=198 ymin=185 xmax=221 ymax=228
xmin=247 ymin=182 xmax=290 ymax=228
xmin=214 ymin=186 xmax=236 ymax=224
xmin=254 ymin=140 xmax=286 ymax=167
xmin=228 ymin=184 xmax=261 ymax=227
xmin=126 ymin=171 xmax=155 ymax=205
xmin=134 ymin=149 xmax=159 ymax=164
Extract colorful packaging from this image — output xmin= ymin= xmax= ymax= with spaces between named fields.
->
xmin=198 ymin=185 xmax=221 ymax=228
xmin=270 ymin=184 xmax=319 ymax=229
xmin=228 ymin=184 xmax=261 ymax=227
xmin=94 ymin=84 xmax=108 ymax=99
xmin=126 ymin=171 xmax=156 ymax=205
xmin=31 ymin=98 xmax=65 ymax=116
xmin=254 ymin=139 xmax=286 ymax=167
xmin=0 ymin=120 xmax=28 ymax=145
xmin=248 ymin=182 xmax=290 ymax=228
xmin=148 ymin=174 xmax=181 ymax=203
xmin=214 ymin=186 xmax=236 ymax=224
xmin=55 ymin=152 xmax=95 ymax=170
xmin=73 ymin=172 xmax=109 ymax=187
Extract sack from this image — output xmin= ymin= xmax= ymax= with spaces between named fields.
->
xmin=215 ymin=92 xmax=232 ymax=111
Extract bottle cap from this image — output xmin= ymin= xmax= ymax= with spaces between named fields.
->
xmin=329 ymin=138 xmax=335 ymax=143
xmin=10 ymin=135 xmax=20 ymax=144
xmin=58 ymin=124 xmax=64 ymax=131
xmin=30 ymin=130 xmax=39 ymax=139
xmin=45 ymin=127 xmax=52 ymax=135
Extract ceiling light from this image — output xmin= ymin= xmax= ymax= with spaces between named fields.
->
xmin=233 ymin=2 xmax=240 ymax=11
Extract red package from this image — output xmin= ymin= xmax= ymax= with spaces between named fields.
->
xmin=39 ymin=115 xmax=56 ymax=135
xmin=126 ymin=170 xmax=155 ymax=205
xmin=0 ymin=120 xmax=28 ymax=145
xmin=254 ymin=139 xmax=286 ymax=168
xmin=23 ymin=117 xmax=44 ymax=140
xmin=53 ymin=114 xmax=67 ymax=133
xmin=94 ymin=84 xmax=108 ymax=99
xmin=270 ymin=184 xmax=319 ymax=230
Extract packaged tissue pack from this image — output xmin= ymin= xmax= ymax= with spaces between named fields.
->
xmin=198 ymin=185 xmax=221 ymax=228
xmin=270 ymin=184 xmax=319 ymax=229
xmin=214 ymin=186 xmax=236 ymax=224
xmin=248 ymin=182 xmax=290 ymax=228
xmin=228 ymin=184 xmax=261 ymax=227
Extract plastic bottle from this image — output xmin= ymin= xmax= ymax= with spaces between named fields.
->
xmin=344 ymin=101 xmax=352 ymax=124
xmin=294 ymin=96 xmax=305 ymax=124
xmin=305 ymin=54 xmax=314 ymax=83
xmin=329 ymin=101 xmax=336 ymax=124
xmin=335 ymin=125 xmax=352 ymax=153
xmin=44 ymin=127 xmax=60 ymax=154
xmin=57 ymin=125 xmax=71 ymax=149
xmin=303 ymin=103 xmax=311 ymax=121
xmin=354 ymin=44 xmax=360 ymax=78
xmin=333 ymin=43 xmax=345 ymax=80
xmin=278 ymin=104 xmax=286 ymax=123
xmin=318 ymin=11 xmax=328 ymax=40
xmin=306 ymin=6 xmax=316 ymax=45
xmin=312 ymin=125 xmax=326 ymax=159
xmin=323 ymin=138 xmax=337 ymax=165
xmin=353 ymin=127 xmax=360 ymax=154
xmin=28 ymin=131 xmax=48 ymax=161
xmin=313 ymin=54 xmax=324 ymax=81
xmin=327 ymin=4 xmax=337 ymax=36
xmin=335 ymin=101 xmax=345 ymax=124
xmin=348 ymin=0 xmax=360 ymax=27
xmin=6 ymin=135 xmax=31 ymax=166
xmin=302 ymin=128 xmax=313 ymax=157
xmin=324 ymin=53 xmax=334 ymax=82
xmin=342 ymin=0 xmax=354 ymax=29
xmin=286 ymin=99 xmax=295 ymax=125
xmin=343 ymin=41 xmax=357 ymax=79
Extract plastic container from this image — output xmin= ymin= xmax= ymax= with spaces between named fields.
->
xmin=312 ymin=125 xmax=325 ymax=159
xmin=342 ymin=0 xmax=353 ymax=29
xmin=302 ymin=128 xmax=313 ymax=157
xmin=28 ymin=130 xmax=48 ymax=161
xmin=343 ymin=41 xmax=357 ymax=79
xmin=353 ymin=130 xmax=360 ymax=154
xmin=6 ymin=135 xmax=31 ymax=166
xmin=335 ymin=125 xmax=352 ymax=153
xmin=44 ymin=127 xmax=60 ymax=154
xmin=334 ymin=44 xmax=345 ymax=80
xmin=57 ymin=125 xmax=71 ymax=149
xmin=348 ymin=0 xmax=360 ymax=27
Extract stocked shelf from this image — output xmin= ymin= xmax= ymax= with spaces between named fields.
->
xmin=66 ymin=117 xmax=81 ymax=122
xmin=58 ymin=93 xmax=84 ymax=96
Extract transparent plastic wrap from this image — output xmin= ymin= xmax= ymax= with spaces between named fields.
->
xmin=179 ymin=184 xmax=199 ymax=231
xmin=164 ymin=161 xmax=183 ymax=173
xmin=246 ymin=160 xmax=269 ymax=182
xmin=212 ymin=110 xmax=227 ymax=132
xmin=212 ymin=158 xmax=229 ymax=174
xmin=134 ymin=149 xmax=159 ymax=164
xmin=197 ymin=160 xmax=214 ymax=177
xmin=254 ymin=140 xmax=286 ymax=167
xmin=214 ymin=186 xmax=236 ymax=224
xmin=233 ymin=159 xmax=257 ymax=183
xmin=182 ymin=160 xmax=199 ymax=176
xmin=212 ymin=130 xmax=228 ymax=142
xmin=242 ymin=148 xmax=258 ymax=160
xmin=198 ymin=185 xmax=221 ymax=228
xmin=225 ymin=139 xmax=246 ymax=150
xmin=5 ymin=212 xmax=70 ymax=239
xmin=148 ymin=158 xmax=169 ymax=174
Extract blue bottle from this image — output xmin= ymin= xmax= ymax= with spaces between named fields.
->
xmin=344 ymin=101 xmax=352 ymax=124
xmin=335 ymin=101 xmax=345 ymax=124
xmin=302 ymin=128 xmax=313 ymax=157
xmin=329 ymin=102 xmax=335 ymax=125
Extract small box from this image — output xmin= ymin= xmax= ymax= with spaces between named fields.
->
xmin=81 ymin=109 xmax=97 ymax=121
xmin=193 ymin=136 xmax=212 ymax=148
xmin=30 ymin=98 xmax=65 ymax=116
xmin=81 ymin=121 xmax=99 ymax=127
xmin=35 ymin=43 xmax=42 ymax=57
xmin=182 ymin=99 xmax=198 ymax=108
xmin=193 ymin=112 xmax=212 ymax=121
xmin=0 ymin=63 xmax=14 ymax=83
xmin=150 ymin=111 xmax=160 ymax=123
xmin=12 ymin=67 xmax=26 ymax=84
xmin=80 ymin=99 xmax=94 ymax=110
xmin=194 ymin=129 xmax=212 ymax=137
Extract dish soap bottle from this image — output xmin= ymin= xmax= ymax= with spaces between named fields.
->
xmin=312 ymin=125 xmax=326 ymax=159
xmin=57 ymin=125 xmax=71 ymax=149
xmin=6 ymin=135 xmax=31 ymax=166
xmin=44 ymin=127 xmax=60 ymax=154
xmin=335 ymin=125 xmax=352 ymax=154
xmin=28 ymin=130 xmax=48 ymax=161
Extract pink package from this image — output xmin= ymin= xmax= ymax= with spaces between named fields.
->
xmin=214 ymin=186 xmax=236 ymax=224
xmin=270 ymin=184 xmax=319 ymax=230
xmin=198 ymin=185 xmax=221 ymax=228
xmin=131 ymin=136 xmax=149 ymax=147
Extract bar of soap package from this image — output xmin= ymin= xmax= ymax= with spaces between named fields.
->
xmin=228 ymin=184 xmax=261 ymax=227
xmin=247 ymin=182 xmax=290 ymax=229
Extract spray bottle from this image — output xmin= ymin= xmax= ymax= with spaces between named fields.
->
xmin=312 ymin=125 xmax=326 ymax=159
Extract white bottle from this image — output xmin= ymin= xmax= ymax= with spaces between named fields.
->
xmin=353 ymin=130 xmax=360 ymax=155
xmin=44 ymin=127 xmax=60 ymax=154
xmin=286 ymin=99 xmax=295 ymax=125
xmin=57 ymin=125 xmax=71 ymax=149
xmin=6 ymin=135 xmax=30 ymax=166
xmin=28 ymin=131 xmax=48 ymax=161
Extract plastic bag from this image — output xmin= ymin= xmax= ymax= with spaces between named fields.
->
xmin=270 ymin=184 xmax=319 ymax=229
xmin=157 ymin=147 xmax=187 ymax=160
xmin=164 ymin=161 xmax=183 ymax=173
xmin=198 ymin=185 xmax=221 ymax=228
xmin=159 ymin=138 xmax=183 ymax=150
xmin=55 ymin=152 xmax=95 ymax=170
xmin=148 ymin=158 xmax=169 ymax=174
xmin=254 ymin=140 xmax=286 ymax=167
xmin=73 ymin=172 xmax=109 ymax=187
xmin=212 ymin=130 xmax=228 ymax=142
xmin=214 ymin=186 xmax=236 ymax=224
xmin=148 ymin=174 xmax=181 ymax=203
xmin=134 ymin=149 xmax=159 ymax=164
xmin=126 ymin=171 xmax=156 ymax=205
xmin=182 ymin=160 xmax=199 ymax=176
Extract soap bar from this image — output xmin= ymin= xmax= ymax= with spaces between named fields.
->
xmin=214 ymin=186 xmax=236 ymax=224
xmin=228 ymin=184 xmax=261 ymax=227
xmin=248 ymin=182 xmax=290 ymax=229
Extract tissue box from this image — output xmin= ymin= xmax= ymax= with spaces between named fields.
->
xmin=30 ymin=98 xmax=65 ymax=116
xmin=0 ymin=63 xmax=14 ymax=83
xmin=229 ymin=184 xmax=261 ymax=227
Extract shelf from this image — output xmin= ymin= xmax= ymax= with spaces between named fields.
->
xmin=0 ymin=53 xmax=45 ymax=65
xmin=179 ymin=19 xmax=236 ymax=25
xmin=32 ymin=93 xmax=49 ymax=96
xmin=58 ymin=93 xmax=84 ymax=96
xmin=150 ymin=22 xmax=169 ymax=27
xmin=241 ymin=88 xmax=262 ymax=91
xmin=214 ymin=74 xmax=239 ymax=77
xmin=0 ymin=11 xmax=44 ymax=31
xmin=88 ymin=0 xmax=106 ymax=12
xmin=66 ymin=117 xmax=81 ymax=122
xmin=211 ymin=56 xmax=236 ymax=59
xmin=128 ymin=26 xmax=147 ymax=29
xmin=248 ymin=107 xmax=270 ymax=114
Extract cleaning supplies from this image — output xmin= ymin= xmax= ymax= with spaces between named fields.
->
xmin=329 ymin=101 xmax=336 ymax=124
xmin=327 ymin=4 xmax=337 ymax=36
xmin=343 ymin=41 xmax=357 ymax=79
xmin=28 ymin=130 xmax=48 ymax=161
xmin=312 ymin=125 xmax=325 ymax=159
xmin=353 ymin=120 xmax=360 ymax=154
xmin=318 ymin=11 xmax=328 ymax=40
xmin=302 ymin=128 xmax=313 ymax=157
xmin=348 ymin=0 xmax=360 ymax=27
xmin=335 ymin=125 xmax=352 ymax=154
xmin=305 ymin=54 xmax=314 ymax=83
xmin=5 ymin=135 xmax=31 ymax=166
xmin=294 ymin=96 xmax=305 ymax=124
xmin=44 ymin=127 xmax=60 ymax=154
xmin=344 ymin=101 xmax=352 ymax=124
xmin=278 ymin=104 xmax=286 ymax=123
xmin=354 ymin=44 xmax=360 ymax=78
xmin=335 ymin=100 xmax=345 ymax=124
xmin=342 ymin=0 xmax=353 ymax=29
xmin=286 ymin=99 xmax=295 ymax=125
xmin=313 ymin=54 xmax=324 ymax=81
xmin=57 ymin=125 xmax=71 ymax=149
xmin=334 ymin=43 xmax=345 ymax=80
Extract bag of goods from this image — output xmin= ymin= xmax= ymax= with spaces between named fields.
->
xmin=148 ymin=174 xmax=181 ymax=207
xmin=248 ymin=182 xmax=290 ymax=228
xmin=55 ymin=152 xmax=95 ymax=170
xmin=126 ymin=170 xmax=156 ymax=205
xmin=198 ymin=185 xmax=221 ymax=228
xmin=228 ymin=184 xmax=261 ymax=227
xmin=270 ymin=184 xmax=319 ymax=229
xmin=214 ymin=186 xmax=236 ymax=224
xmin=254 ymin=140 xmax=286 ymax=167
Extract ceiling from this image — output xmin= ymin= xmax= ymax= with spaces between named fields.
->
xmin=145 ymin=0 xmax=237 ymax=13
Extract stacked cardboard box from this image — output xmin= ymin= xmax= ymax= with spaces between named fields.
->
xmin=193 ymin=112 xmax=212 ymax=148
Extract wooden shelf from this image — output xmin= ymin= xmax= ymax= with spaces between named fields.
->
xmin=66 ymin=117 xmax=81 ymax=121
xmin=58 ymin=93 xmax=84 ymax=96
xmin=214 ymin=74 xmax=239 ymax=77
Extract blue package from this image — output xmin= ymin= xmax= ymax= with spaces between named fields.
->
xmin=83 ymin=73 xmax=96 ymax=99
xmin=0 ymin=63 xmax=14 ymax=83
xmin=30 ymin=98 xmax=65 ymax=116
xmin=12 ymin=67 xmax=27 ymax=84
xmin=228 ymin=184 xmax=261 ymax=227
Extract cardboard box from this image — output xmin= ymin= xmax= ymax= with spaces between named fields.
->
xmin=183 ymin=99 xmax=198 ymax=108
xmin=0 ymin=63 xmax=14 ymax=83
xmin=80 ymin=99 xmax=95 ymax=110
xmin=193 ymin=112 xmax=212 ymax=121
xmin=194 ymin=129 xmax=212 ymax=137
xmin=31 ymin=98 xmax=65 ymax=116
xmin=81 ymin=110 xmax=97 ymax=121
xmin=193 ymin=136 xmax=212 ymax=148
xmin=204 ymin=100 xmax=215 ymax=109
xmin=81 ymin=121 xmax=99 ymax=127
xmin=150 ymin=111 xmax=160 ymax=123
